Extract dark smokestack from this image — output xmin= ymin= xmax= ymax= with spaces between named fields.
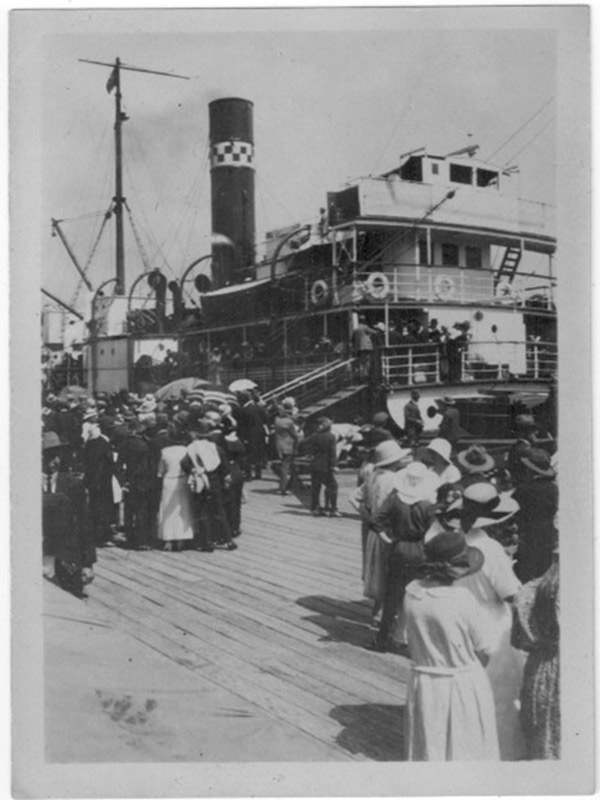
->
xmin=209 ymin=98 xmax=255 ymax=288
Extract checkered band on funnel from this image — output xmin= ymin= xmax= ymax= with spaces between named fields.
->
xmin=211 ymin=140 xmax=254 ymax=168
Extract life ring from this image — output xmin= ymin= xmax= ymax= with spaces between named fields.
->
xmin=495 ymin=279 xmax=519 ymax=302
xmin=366 ymin=272 xmax=390 ymax=300
xmin=434 ymin=274 xmax=456 ymax=300
xmin=310 ymin=279 xmax=329 ymax=306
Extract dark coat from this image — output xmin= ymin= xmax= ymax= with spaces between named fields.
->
xmin=236 ymin=402 xmax=266 ymax=452
xmin=117 ymin=433 xmax=154 ymax=492
xmin=300 ymin=431 xmax=337 ymax=473
xmin=513 ymin=478 xmax=559 ymax=582
xmin=43 ymin=472 xmax=96 ymax=569
xmin=82 ymin=435 xmax=114 ymax=499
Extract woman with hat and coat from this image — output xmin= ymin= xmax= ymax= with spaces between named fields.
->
xmin=368 ymin=461 xmax=438 ymax=652
xmin=431 ymin=482 xmax=525 ymax=760
xmin=511 ymin=448 xmax=558 ymax=583
xmin=42 ymin=432 xmax=96 ymax=598
xmin=352 ymin=440 xmax=411 ymax=622
xmin=181 ymin=420 xmax=237 ymax=552
xmin=404 ymin=530 xmax=499 ymax=760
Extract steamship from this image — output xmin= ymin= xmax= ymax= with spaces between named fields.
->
xmin=56 ymin=88 xmax=557 ymax=439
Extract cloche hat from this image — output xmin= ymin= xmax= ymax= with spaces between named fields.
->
xmin=426 ymin=438 xmax=453 ymax=465
xmin=394 ymin=461 xmax=437 ymax=504
xmin=423 ymin=530 xmax=484 ymax=579
xmin=372 ymin=440 xmax=411 ymax=469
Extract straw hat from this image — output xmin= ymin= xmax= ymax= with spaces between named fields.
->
xmin=426 ymin=438 xmax=453 ymax=464
xmin=448 ymin=482 xmax=519 ymax=530
xmin=457 ymin=445 xmax=495 ymax=474
xmin=372 ymin=440 xmax=411 ymax=469
xmin=394 ymin=461 xmax=437 ymax=504
xmin=520 ymin=448 xmax=556 ymax=478
xmin=441 ymin=396 xmax=456 ymax=406
xmin=423 ymin=530 xmax=484 ymax=579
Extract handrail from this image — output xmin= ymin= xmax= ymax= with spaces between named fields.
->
xmin=262 ymin=357 xmax=355 ymax=403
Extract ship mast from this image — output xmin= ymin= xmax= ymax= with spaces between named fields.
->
xmin=79 ymin=57 xmax=189 ymax=295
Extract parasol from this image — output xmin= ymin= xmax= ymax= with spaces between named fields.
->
xmin=154 ymin=377 xmax=211 ymax=401
xmin=228 ymin=378 xmax=258 ymax=393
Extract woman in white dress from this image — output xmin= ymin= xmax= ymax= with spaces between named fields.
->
xmin=431 ymin=482 xmax=526 ymax=760
xmin=157 ymin=428 xmax=195 ymax=551
xmin=404 ymin=530 xmax=499 ymax=761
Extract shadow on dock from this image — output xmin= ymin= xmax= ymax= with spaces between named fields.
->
xmin=330 ymin=703 xmax=406 ymax=761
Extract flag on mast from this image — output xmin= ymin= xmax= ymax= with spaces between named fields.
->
xmin=106 ymin=67 xmax=118 ymax=94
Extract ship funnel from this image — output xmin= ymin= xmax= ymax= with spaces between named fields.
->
xmin=209 ymin=98 xmax=255 ymax=288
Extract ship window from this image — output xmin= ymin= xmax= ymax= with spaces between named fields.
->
xmin=431 ymin=163 xmax=439 ymax=175
xmin=449 ymin=163 xmax=473 ymax=184
xmin=466 ymin=245 xmax=483 ymax=268
xmin=477 ymin=168 xmax=499 ymax=187
xmin=399 ymin=156 xmax=423 ymax=182
xmin=441 ymin=243 xmax=459 ymax=266
xmin=418 ymin=240 xmax=428 ymax=265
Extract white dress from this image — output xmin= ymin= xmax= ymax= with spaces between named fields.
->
xmin=458 ymin=528 xmax=526 ymax=760
xmin=404 ymin=579 xmax=499 ymax=761
xmin=157 ymin=445 xmax=194 ymax=542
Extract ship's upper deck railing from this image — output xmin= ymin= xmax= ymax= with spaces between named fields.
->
xmin=308 ymin=263 xmax=555 ymax=310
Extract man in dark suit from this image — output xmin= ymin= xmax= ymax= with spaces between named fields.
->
xmin=42 ymin=432 xmax=96 ymax=598
xmin=82 ymin=411 xmax=115 ymax=547
xmin=235 ymin=392 xmax=266 ymax=480
xmin=117 ymin=418 xmax=155 ymax=550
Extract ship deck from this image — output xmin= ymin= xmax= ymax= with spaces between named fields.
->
xmin=44 ymin=470 xmax=410 ymax=763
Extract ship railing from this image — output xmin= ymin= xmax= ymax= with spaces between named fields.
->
xmin=261 ymin=357 xmax=356 ymax=408
xmin=311 ymin=265 xmax=556 ymax=309
xmin=381 ymin=339 xmax=557 ymax=386
xmin=461 ymin=339 xmax=557 ymax=382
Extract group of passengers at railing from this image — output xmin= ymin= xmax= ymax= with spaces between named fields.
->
xmin=352 ymin=314 xmax=471 ymax=384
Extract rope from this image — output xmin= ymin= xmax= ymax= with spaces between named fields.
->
xmin=487 ymin=96 xmax=555 ymax=162
xmin=503 ymin=117 xmax=555 ymax=168
xmin=124 ymin=200 xmax=152 ymax=272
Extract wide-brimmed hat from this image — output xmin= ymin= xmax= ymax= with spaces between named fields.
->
xmin=441 ymin=396 xmax=456 ymax=405
xmin=457 ymin=445 xmax=495 ymax=474
xmin=448 ymin=482 xmax=519 ymax=531
xmin=426 ymin=438 xmax=452 ymax=464
xmin=394 ymin=461 xmax=437 ymax=504
xmin=372 ymin=440 xmax=411 ymax=469
xmin=42 ymin=431 xmax=68 ymax=452
xmin=422 ymin=530 xmax=484 ymax=580
xmin=521 ymin=448 xmax=556 ymax=478
xmin=83 ymin=409 xmax=99 ymax=423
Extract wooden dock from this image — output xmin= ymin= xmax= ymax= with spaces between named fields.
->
xmin=83 ymin=470 xmax=410 ymax=762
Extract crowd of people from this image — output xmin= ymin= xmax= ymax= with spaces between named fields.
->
xmin=41 ymin=381 xmax=559 ymax=762
xmin=41 ymin=385 xmax=293 ymax=594
xmin=349 ymin=407 xmax=559 ymax=761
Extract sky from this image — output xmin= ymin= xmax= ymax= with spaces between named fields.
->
xmin=14 ymin=7 xmax=562 ymax=317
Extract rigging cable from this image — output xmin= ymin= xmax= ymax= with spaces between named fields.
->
xmin=502 ymin=117 xmax=555 ymax=167
xmin=486 ymin=96 xmax=555 ymax=162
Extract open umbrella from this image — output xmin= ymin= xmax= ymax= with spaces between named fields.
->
xmin=199 ymin=384 xmax=238 ymax=407
xmin=228 ymin=378 xmax=258 ymax=393
xmin=154 ymin=377 xmax=211 ymax=401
